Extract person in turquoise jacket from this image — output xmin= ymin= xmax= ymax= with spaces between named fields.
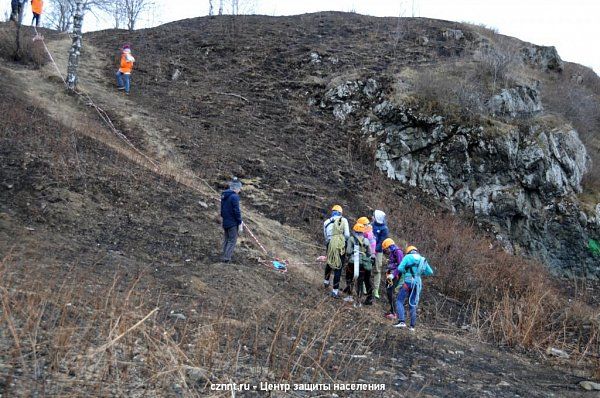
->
xmin=393 ymin=245 xmax=434 ymax=331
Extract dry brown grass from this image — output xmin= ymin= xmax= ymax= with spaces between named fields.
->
xmin=0 ymin=253 xmax=382 ymax=396
xmin=364 ymin=179 xmax=600 ymax=362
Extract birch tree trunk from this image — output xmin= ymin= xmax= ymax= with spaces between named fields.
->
xmin=66 ymin=0 xmax=85 ymax=91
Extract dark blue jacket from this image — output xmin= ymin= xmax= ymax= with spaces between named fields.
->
xmin=221 ymin=190 xmax=242 ymax=229
xmin=372 ymin=221 xmax=389 ymax=253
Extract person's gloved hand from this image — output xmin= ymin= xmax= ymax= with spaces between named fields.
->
xmin=238 ymin=222 xmax=244 ymax=234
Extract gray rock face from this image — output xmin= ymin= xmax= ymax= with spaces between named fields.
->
xmin=521 ymin=45 xmax=564 ymax=72
xmin=323 ymin=79 xmax=598 ymax=274
xmin=488 ymin=84 xmax=543 ymax=117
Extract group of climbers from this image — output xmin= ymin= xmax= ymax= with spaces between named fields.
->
xmin=10 ymin=0 xmax=43 ymax=26
xmin=323 ymin=205 xmax=434 ymax=331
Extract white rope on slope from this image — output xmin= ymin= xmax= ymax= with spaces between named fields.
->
xmin=29 ymin=27 xmax=321 ymax=260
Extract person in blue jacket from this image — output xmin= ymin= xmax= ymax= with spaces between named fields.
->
xmin=220 ymin=178 xmax=243 ymax=263
xmin=372 ymin=210 xmax=389 ymax=299
xmin=393 ymin=245 xmax=434 ymax=331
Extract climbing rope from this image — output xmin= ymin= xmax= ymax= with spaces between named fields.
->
xmin=29 ymin=27 xmax=319 ymax=266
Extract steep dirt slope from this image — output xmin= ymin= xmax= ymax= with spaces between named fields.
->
xmin=0 ymin=15 xmax=596 ymax=396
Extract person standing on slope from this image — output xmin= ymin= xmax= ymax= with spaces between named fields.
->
xmin=220 ymin=178 xmax=243 ymax=263
xmin=116 ymin=44 xmax=135 ymax=95
xmin=372 ymin=210 xmax=389 ymax=300
xmin=30 ymin=0 xmax=42 ymax=27
xmin=323 ymin=205 xmax=350 ymax=297
xmin=381 ymin=238 xmax=404 ymax=320
xmin=345 ymin=222 xmax=374 ymax=305
xmin=10 ymin=0 xmax=27 ymax=24
xmin=393 ymin=245 xmax=434 ymax=331
xmin=349 ymin=216 xmax=375 ymax=295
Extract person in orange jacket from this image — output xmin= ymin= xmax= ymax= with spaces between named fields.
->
xmin=31 ymin=0 xmax=43 ymax=27
xmin=116 ymin=44 xmax=135 ymax=94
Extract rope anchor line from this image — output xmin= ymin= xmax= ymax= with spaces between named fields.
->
xmin=28 ymin=27 xmax=320 ymax=268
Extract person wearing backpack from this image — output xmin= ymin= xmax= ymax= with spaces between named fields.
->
xmin=381 ymin=238 xmax=404 ymax=320
xmin=372 ymin=210 xmax=389 ymax=300
xmin=220 ymin=178 xmax=243 ymax=263
xmin=323 ymin=205 xmax=350 ymax=297
xmin=351 ymin=216 xmax=375 ymax=295
xmin=345 ymin=223 xmax=374 ymax=305
xmin=393 ymin=245 xmax=434 ymax=331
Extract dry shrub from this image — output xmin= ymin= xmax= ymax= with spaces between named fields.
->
xmin=0 ymin=23 xmax=48 ymax=67
xmin=473 ymin=35 xmax=523 ymax=92
xmin=0 ymin=254 xmax=381 ymax=396
xmin=412 ymin=63 xmax=487 ymax=121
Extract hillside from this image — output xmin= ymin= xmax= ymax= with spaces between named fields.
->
xmin=1 ymin=12 xmax=599 ymax=397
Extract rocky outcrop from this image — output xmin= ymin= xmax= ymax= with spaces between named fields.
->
xmin=488 ymin=83 xmax=543 ymax=117
xmin=322 ymin=79 xmax=598 ymax=275
xmin=521 ymin=45 xmax=564 ymax=72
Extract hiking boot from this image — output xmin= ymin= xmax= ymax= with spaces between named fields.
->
xmin=409 ymin=327 xmax=415 ymax=332
xmin=329 ymin=291 xmax=341 ymax=299
xmin=323 ymin=281 xmax=330 ymax=288
xmin=117 ymin=86 xmax=125 ymax=91
xmin=393 ymin=322 xmax=407 ymax=328
xmin=384 ymin=312 xmax=397 ymax=320
xmin=373 ymin=291 xmax=380 ymax=299
xmin=363 ymin=299 xmax=373 ymax=306
xmin=343 ymin=296 xmax=354 ymax=303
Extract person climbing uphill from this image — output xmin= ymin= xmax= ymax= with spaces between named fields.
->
xmin=346 ymin=222 xmax=374 ymax=305
xmin=220 ymin=178 xmax=243 ymax=263
xmin=372 ymin=210 xmax=389 ymax=300
xmin=393 ymin=245 xmax=434 ymax=331
xmin=355 ymin=216 xmax=375 ymax=295
xmin=10 ymin=0 xmax=27 ymax=24
xmin=382 ymin=238 xmax=404 ymax=320
xmin=116 ymin=44 xmax=135 ymax=95
xmin=342 ymin=218 xmax=368 ymax=298
xmin=30 ymin=0 xmax=42 ymax=27
xmin=323 ymin=205 xmax=349 ymax=298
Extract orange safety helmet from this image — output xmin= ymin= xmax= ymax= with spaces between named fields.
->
xmin=405 ymin=245 xmax=418 ymax=254
xmin=382 ymin=238 xmax=395 ymax=250
xmin=357 ymin=216 xmax=370 ymax=225
xmin=353 ymin=223 xmax=366 ymax=233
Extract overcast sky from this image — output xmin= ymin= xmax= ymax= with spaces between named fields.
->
xmin=3 ymin=0 xmax=599 ymax=73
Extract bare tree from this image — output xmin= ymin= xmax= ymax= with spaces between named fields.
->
xmin=231 ymin=0 xmax=238 ymax=15
xmin=218 ymin=0 xmax=223 ymax=15
xmin=66 ymin=0 xmax=84 ymax=90
xmin=116 ymin=0 xmax=154 ymax=31
xmin=208 ymin=0 xmax=214 ymax=16
xmin=47 ymin=0 xmax=114 ymax=32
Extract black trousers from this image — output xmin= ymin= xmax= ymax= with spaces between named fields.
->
xmin=386 ymin=285 xmax=396 ymax=313
xmin=343 ymin=263 xmax=354 ymax=293
xmin=10 ymin=3 xmax=24 ymax=23
xmin=357 ymin=268 xmax=373 ymax=302
xmin=32 ymin=12 xmax=40 ymax=27
xmin=324 ymin=264 xmax=343 ymax=290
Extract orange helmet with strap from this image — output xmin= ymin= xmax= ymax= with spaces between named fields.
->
xmin=382 ymin=238 xmax=395 ymax=250
xmin=405 ymin=245 xmax=418 ymax=255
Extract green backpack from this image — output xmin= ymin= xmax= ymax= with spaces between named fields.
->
xmin=350 ymin=235 xmax=372 ymax=271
